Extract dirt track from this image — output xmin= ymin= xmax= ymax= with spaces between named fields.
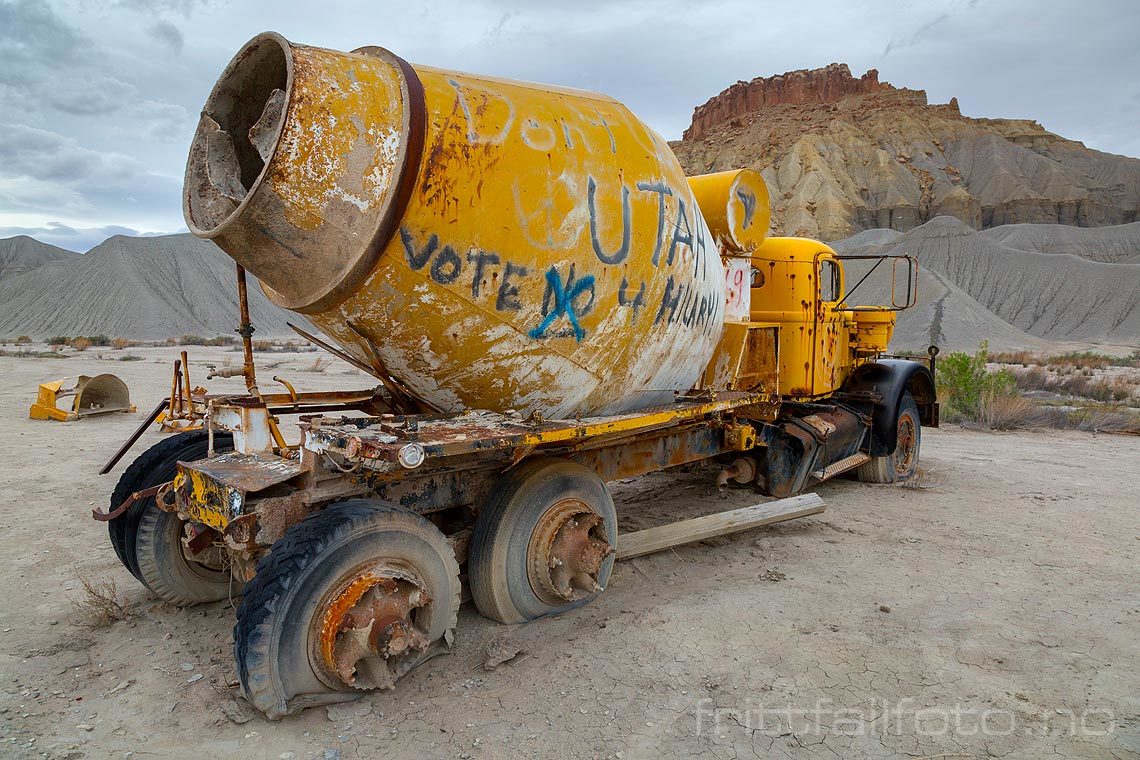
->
xmin=1 ymin=348 xmax=1138 ymax=759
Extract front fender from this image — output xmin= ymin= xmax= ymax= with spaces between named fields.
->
xmin=843 ymin=360 xmax=938 ymax=456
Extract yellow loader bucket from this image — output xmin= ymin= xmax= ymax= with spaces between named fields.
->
xmin=29 ymin=374 xmax=136 ymax=422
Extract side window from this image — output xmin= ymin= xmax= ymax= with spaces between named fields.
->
xmin=820 ymin=259 xmax=841 ymax=302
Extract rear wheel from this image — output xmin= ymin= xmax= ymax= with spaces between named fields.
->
xmin=468 ymin=458 xmax=616 ymax=624
xmin=857 ymin=391 xmax=921 ymax=484
xmin=107 ymin=431 xmax=232 ymax=584
xmin=134 ymin=505 xmax=234 ymax=606
xmin=234 ymin=501 xmax=461 ymax=720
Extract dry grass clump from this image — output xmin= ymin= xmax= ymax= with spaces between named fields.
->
xmin=975 ymin=391 xmax=1045 ymax=430
xmin=1014 ymin=366 xmax=1137 ymax=402
xmin=991 ymin=348 xmax=1140 ymax=370
xmin=72 ymin=576 xmax=135 ymax=628
xmin=304 ymin=356 xmax=331 ymax=373
xmin=70 ymin=336 xmax=92 ymax=351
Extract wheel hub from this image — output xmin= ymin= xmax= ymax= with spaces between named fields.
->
xmin=527 ymin=499 xmax=612 ymax=605
xmin=896 ymin=415 xmax=916 ymax=475
xmin=313 ymin=564 xmax=432 ymax=690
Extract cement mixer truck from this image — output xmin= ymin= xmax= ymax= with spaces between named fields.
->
xmin=96 ymin=33 xmax=938 ymax=719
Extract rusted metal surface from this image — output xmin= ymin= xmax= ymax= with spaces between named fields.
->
xmin=235 ymin=264 xmax=260 ymax=395
xmin=716 ymin=457 xmax=757 ymax=489
xmin=185 ymin=34 xmax=421 ymax=314
xmin=894 ymin=412 xmax=917 ymax=476
xmin=92 ymin=483 xmax=165 ymax=521
xmin=701 ymin=323 xmax=779 ymax=394
xmin=313 ymin=566 xmax=432 ymax=690
xmin=569 ymin=425 xmax=724 ymax=483
xmin=527 ymin=499 xmax=612 ymax=604
xmin=99 ymin=398 xmax=168 ymax=475
xmin=306 ymin=391 xmax=769 ymax=475
xmin=174 ymin=452 xmax=304 ymax=530
xmin=723 ymin=422 xmax=757 ymax=451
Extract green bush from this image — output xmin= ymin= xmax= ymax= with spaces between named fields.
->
xmin=938 ymin=341 xmax=1018 ymax=422
xmin=83 ymin=335 xmax=111 ymax=347
xmin=47 ymin=335 xmax=70 ymax=345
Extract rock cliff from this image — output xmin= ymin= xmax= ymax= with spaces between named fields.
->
xmin=672 ymin=65 xmax=1140 ymax=241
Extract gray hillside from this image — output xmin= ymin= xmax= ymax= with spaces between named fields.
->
xmin=0 ymin=234 xmax=305 ymax=340
xmin=834 ymin=217 xmax=1140 ymax=349
xmin=0 ymin=235 xmax=77 ymax=281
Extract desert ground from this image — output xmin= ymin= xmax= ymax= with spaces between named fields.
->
xmin=1 ymin=347 xmax=1137 ymax=759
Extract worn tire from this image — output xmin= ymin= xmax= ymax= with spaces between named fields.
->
xmin=134 ymin=504 xmax=236 ymax=606
xmin=856 ymin=392 xmax=921 ymax=484
xmin=469 ymin=458 xmax=617 ymax=625
xmin=107 ymin=431 xmax=232 ymax=584
xmin=234 ymin=501 xmax=461 ymax=720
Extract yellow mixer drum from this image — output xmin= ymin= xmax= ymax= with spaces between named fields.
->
xmin=184 ymin=33 xmax=725 ymax=417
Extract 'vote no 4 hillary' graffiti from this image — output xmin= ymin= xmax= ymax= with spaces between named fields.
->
xmin=399 ymin=176 xmax=722 ymax=342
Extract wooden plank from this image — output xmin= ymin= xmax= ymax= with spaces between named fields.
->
xmin=615 ymin=493 xmax=825 ymax=560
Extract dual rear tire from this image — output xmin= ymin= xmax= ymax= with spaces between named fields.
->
xmin=233 ymin=502 xmax=461 ymax=719
xmin=468 ymin=458 xmax=617 ymax=624
xmin=107 ymin=432 xmax=236 ymax=605
xmin=230 ymin=459 xmax=617 ymax=717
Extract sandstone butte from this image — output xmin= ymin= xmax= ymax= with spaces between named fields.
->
xmin=670 ymin=63 xmax=1140 ymax=241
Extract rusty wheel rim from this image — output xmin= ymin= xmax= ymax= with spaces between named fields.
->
xmin=309 ymin=560 xmax=433 ymax=691
xmin=895 ymin=413 xmax=917 ymax=476
xmin=178 ymin=522 xmax=229 ymax=579
xmin=526 ymin=498 xmax=612 ymax=607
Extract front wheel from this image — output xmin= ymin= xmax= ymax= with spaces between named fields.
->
xmin=856 ymin=391 xmax=921 ymax=484
xmin=234 ymin=501 xmax=461 ymax=719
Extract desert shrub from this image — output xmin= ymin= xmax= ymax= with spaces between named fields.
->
xmin=71 ymin=337 xmax=93 ymax=351
xmin=937 ymin=342 xmax=1018 ymax=422
xmin=15 ymin=335 xmax=31 ymax=345
xmin=252 ymin=339 xmax=275 ymax=351
xmin=110 ymin=337 xmax=135 ymax=350
xmin=72 ymin=576 xmax=134 ymax=628
xmin=1049 ymin=374 xmax=1135 ymax=402
xmin=118 ymin=354 xmax=143 ymax=361
xmin=976 ymin=392 xmax=1043 ymax=430
xmin=1050 ymin=351 xmax=1114 ymax=370
xmin=47 ymin=335 xmax=70 ymax=345
xmin=304 ymin=356 xmax=331 ymax=373
xmin=83 ymin=335 xmax=111 ymax=347
xmin=990 ymin=349 xmax=1037 ymax=367
xmin=1015 ymin=366 xmax=1050 ymax=392
xmin=180 ymin=334 xmax=237 ymax=346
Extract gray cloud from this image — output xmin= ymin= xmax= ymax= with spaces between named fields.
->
xmin=148 ymin=20 xmax=184 ymax=52
xmin=47 ymin=77 xmax=137 ymax=116
xmin=0 ymin=123 xmax=181 ymax=221
xmin=0 ymin=222 xmax=172 ymax=252
xmin=1 ymin=0 xmax=1138 ymax=251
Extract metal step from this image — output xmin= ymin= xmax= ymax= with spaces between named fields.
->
xmin=812 ymin=452 xmax=872 ymax=481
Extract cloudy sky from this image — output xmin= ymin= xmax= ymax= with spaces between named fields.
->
xmin=2 ymin=0 xmax=1138 ymax=251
